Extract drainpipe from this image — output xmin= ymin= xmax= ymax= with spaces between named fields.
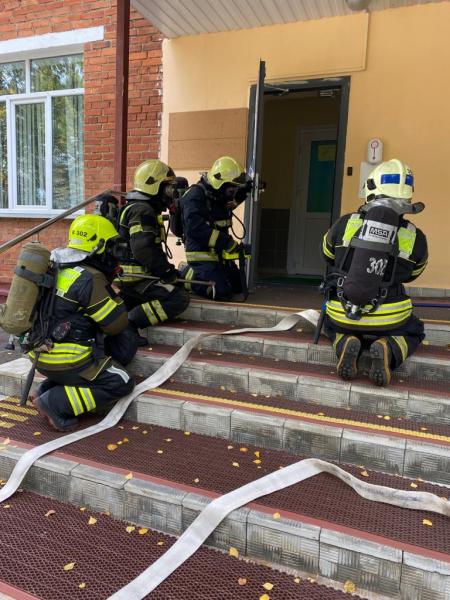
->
xmin=113 ymin=0 xmax=130 ymax=193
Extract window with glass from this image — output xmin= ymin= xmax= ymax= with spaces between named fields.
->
xmin=0 ymin=54 xmax=84 ymax=213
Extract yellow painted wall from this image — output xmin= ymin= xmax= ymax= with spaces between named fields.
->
xmin=162 ymin=3 xmax=450 ymax=289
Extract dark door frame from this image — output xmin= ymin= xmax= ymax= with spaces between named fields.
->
xmin=244 ymin=76 xmax=350 ymax=285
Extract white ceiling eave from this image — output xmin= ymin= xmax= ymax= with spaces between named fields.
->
xmin=131 ymin=0 xmax=446 ymax=38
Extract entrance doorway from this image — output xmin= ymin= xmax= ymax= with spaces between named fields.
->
xmin=246 ymin=77 xmax=349 ymax=286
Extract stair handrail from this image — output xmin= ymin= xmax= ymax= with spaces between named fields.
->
xmin=0 ymin=190 xmax=115 ymax=255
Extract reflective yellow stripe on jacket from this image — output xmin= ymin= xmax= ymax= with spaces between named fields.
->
xmin=116 ymin=263 xmax=147 ymax=283
xmin=31 ymin=342 xmax=93 ymax=366
xmin=326 ymin=299 xmax=413 ymax=328
xmin=186 ymin=250 xmax=219 ymax=262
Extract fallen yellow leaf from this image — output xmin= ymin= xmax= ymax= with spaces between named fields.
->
xmin=63 ymin=562 xmax=75 ymax=571
xmin=229 ymin=547 xmax=239 ymax=558
xmin=253 ymin=459 xmax=262 ymax=465
xmin=125 ymin=472 xmax=133 ymax=480
xmin=184 ymin=431 xmax=191 ymax=436
xmin=142 ymin=430 xmax=148 ymax=435
xmin=251 ymin=393 xmax=258 ymax=397
xmin=254 ymin=451 xmax=260 ymax=458
xmin=157 ymin=540 xmax=164 ymax=546
xmin=3 ymin=504 xmax=11 ymax=509
xmin=126 ymin=526 xmax=135 ymax=533
xmin=239 ymin=447 xmax=248 ymax=453
xmin=107 ymin=444 xmax=118 ymax=451
xmin=193 ymin=478 xmax=200 ymax=483
xmin=383 ymin=415 xmax=391 ymax=421
xmin=422 ymin=519 xmax=433 ymax=526
xmin=118 ymin=425 xmax=124 ymax=430
xmin=138 ymin=528 xmax=149 ymax=535
xmin=132 ymin=426 xmax=139 ymax=430
xmin=33 ymin=431 xmax=42 ymax=436
xmin=317 ymin=412 xmax=325 ymax=416
xmin=117 ymin=441 xmax=123 ymax=445
xmin=238 ymin=577 xmax=247 ymax=586
xmin=272 ymin=512 xmax=281 ymax=520
xmin=220 ymin=386 xmax=225 ymax=390
xmin=157 ymin=449 xmax=164 ymax=454
xmin=263 ymin=582 xmax=274 ymax=590
xmin=343 ymin=580 xmax=356 ymax=593
xmin=79 ymin=507 xmax=87 ymax=512
xmin=360 ymin=470 xmax=369 ymax=478
xmin=232 ymin=462 xmax=240 ymax=467
xmin=123 ymin=437 xmax=129 ymax=443
xmin=410 ymin=482 xmax=418 ymax=488
xmin=78 ymin=583 xmax=86 ymax=589
xmin=294 ymin=577 xmax=301 ymax=584
xmin=88 ymin=517 xmax=97 ymax=526
xmin=227 ymin=445 xmax=234 ymax=450
xmin=165 ymin=438 xmax=172 ymax=442
xmin=420 ymin=427 xmax=428 ymax=431
xmin=260 ymin=595 xmax=270 ymax=600
xmin=45 ymin=509 xmax=56 ymax=517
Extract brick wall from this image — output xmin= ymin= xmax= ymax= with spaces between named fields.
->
xmin=0 ymin=0 xmax=162 ymax=283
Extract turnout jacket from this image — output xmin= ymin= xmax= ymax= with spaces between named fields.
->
xmin=181 ymin=182 xmax=236 ymax=262
xmin=118 ymin=192 xmax=173 ymax=282
xmin=322 ymin=211 xmax=428 ymax=329
xmin=31 ymin=259 xmax=128 ymax=378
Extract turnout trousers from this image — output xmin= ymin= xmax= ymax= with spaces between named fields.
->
xmin=324 ymin=314 xmax=425 ymax=370
xmin=36 ymin=361 xmax=135 ymax=420
xmin=120 ymin=279 xmax=190 ymax=328
xmin=186 ymin=261 xmax=242 ymax=301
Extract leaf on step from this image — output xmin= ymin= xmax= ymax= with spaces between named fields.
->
xmin=88 ymin=517 xmax=97 ymax=526
xmin=125 ymin=526 xmax=135 ymax=533
xmin=360 ymin=470 xmax=369 ymax=477
xmin=63 ymin=562 xmax=75 ymax=571
xmin=262 ymin=582 xmax=274 ymax=590
xmin=157 ymin=540 xmax=164 ymax=546
xmin=254 ymin=451 xmax=260 ymax=458
xmin=193 ymin=478 xmax=200 ymax=483
xmin=125 ymin=472 xmax=133 ymax=480
xmin=2 ymin=438 xmax=10 ymax=445
xmin=117 ymin=425 xmax=124 ymax=430
xmin=422 ymin=519 xmax=433 ymax=526
xmin=343 ymin=580 xmax=356 ymax=593
xmin=132 ymin=426 xmax=139 ymax=430
xmin=420 ymin=427 xmax=428 ymax=431
xmin=272 ymin=512 xmax=281 ymax=520
xmin=229 ymin=547 xmax=239 ymax=558
xmin=44 ymin=509 xmax=56 ymax=518
xmin=157 ymin=449 xmax=163 ymax=454
xmin=107 ymin=444 xmax=118 ymax=451
xmin=238 ymin=578 xmax=247 ymax=586
xmin=117 ymin=441 xmax=123 ymax=445
xmin=2 ymin=504 xmax=11 ymax=509
xmin=251 ymin=393 xmax=258 ymax=397
xmin=123 ymin=438 xmax=129 ymax=443
xmin=142 ymin=430 xmax=148 ymax=435
xmin=33 ymin=431 xmax=42 ymax=436
xmin=165 ymin=438 xmax=172 ymax=442
xmin=239 ymin=447 xmax=248 ymax=453
xmin=184 ymin=431 xmax=191 ymax=436
xmin=138 ymin=528 xmax=149 ymax=535
xmin=410 ymin=482 xmax=418 ymax=488
xmin=78 ymin=583 xmax=87 ymax=589
xmin=79 ymin=507 xmax=87 ymax=512
xmin=383 ymin=415 xmax=391 ymax=421
xmin=232 ymin=462 xmax=240 ymax=468
xmin=293 ymin=577 xmax=301 ymax=584
xmin=253 ymin=459 xmax=262 ymax=465
xmin=260 ymin=594 xmax=270 ymax=600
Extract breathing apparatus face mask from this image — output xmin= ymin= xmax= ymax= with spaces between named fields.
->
xmin=160 ymin=177 xmax=189 ymax=211
xmin=219 ymin=179 xmax=254 ymax=210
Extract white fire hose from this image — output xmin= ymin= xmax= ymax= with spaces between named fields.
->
xmin=0 ymin=309 xmax=447 ymax=599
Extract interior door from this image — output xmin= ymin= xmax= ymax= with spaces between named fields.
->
xmin=287 ymin=127 xmax=337 ymax=276
xmin=245 ymin=59 xmax=265 ymax=286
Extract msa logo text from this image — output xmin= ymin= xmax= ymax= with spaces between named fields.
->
xmin=369 ymin=226 xmax=389 ymax=238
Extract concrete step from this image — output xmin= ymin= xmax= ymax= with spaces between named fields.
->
xmin=0 ymin=489 xmax=362 ymax=600
xmin=0 ymin=414 xmax=449 ymax=599
xmin=180 ymin=300 xmax=450 ymax=346
xmin=144 ymin=319 xmax=450 ymax=385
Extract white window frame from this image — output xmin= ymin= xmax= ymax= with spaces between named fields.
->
xmin=0 ymin=26 xmax=104 ymax=218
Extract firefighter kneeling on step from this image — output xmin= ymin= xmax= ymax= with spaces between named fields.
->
xmin=178 ymin=156 xmax=252 ymax=302
xmin=32 ymin=215 xmax=135 ymax=431
xmin=321 ymin=159 xmax=428 ymax=386
xmin=113 ymin=159 xmax=190 ymax=333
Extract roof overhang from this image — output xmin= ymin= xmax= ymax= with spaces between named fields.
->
xmin=131 ymin=0 xmax=445 ymax=39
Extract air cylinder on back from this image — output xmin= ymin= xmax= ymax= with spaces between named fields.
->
xmin=0 ymin=241 xmax=50 ymax=335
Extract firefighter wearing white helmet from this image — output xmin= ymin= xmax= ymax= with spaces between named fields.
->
xmin=175 ymin=156 xmax=253 ymax=301
xmin=108 ymin=159 xmax=190 ymax=334
xmin=321 ymin=159 xmax=428 ymax=386
xmin=31 ymin=214 xmax=135 ymax=431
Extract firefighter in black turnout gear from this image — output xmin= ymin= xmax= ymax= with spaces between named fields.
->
xmin=32 ymin=215 xmax=135 ymax=431
xmin=179 ymin=156 xmax=252 ymax=301
xmin=115 ymin=159 xmax=190 ymax=331
xmin=322 ymin=159 xmax=428 ymax=386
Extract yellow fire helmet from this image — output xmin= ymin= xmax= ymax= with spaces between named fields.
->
xmin=206 ymin=156 xmax=247 ymax=190
xmin=365 ymin=159 xmax=414 ymax=203
xmin=68 ymin=214 xmax=119 ymax=255
xmin=133 ymin=159 xmax=175 ymax=196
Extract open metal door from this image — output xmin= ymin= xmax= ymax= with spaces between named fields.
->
xmin=244 ymin=59 xmax=266 ymax=287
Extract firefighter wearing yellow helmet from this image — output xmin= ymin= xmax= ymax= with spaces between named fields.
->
xmin=321 ymin=159 xmax=428 ymax=386
xmin=112 ymin=159 xmax=190 ymax=334
xmin=176 ymin=156 xmax=253 ymax=301
xmin=31 ymin=214 xmax=135 ymax=431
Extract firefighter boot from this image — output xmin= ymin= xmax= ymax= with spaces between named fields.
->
xmin=34 ymin=394 xmax=78 ymax=432
xmin=336 ymin=335 xmax=361 ymax=381
xmin=369 ymin=338 xmax=392 ymax=386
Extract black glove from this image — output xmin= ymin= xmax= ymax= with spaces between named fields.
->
xmin=160 ymin=266 xmax=179 ymax=285
xmin=96 ymin=193 xmax=119 ymax=222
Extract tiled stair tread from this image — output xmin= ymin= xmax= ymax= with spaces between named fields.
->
xmin=148 ymin=381 xmax=450 ymax=440
xmin=170 ymin=319 xmax=450 ymax=359
xmin=137 ymin=345 xmax=450 ymax=396
xmin=2 ymin=417 xmax=449 ymax=556
xmin=0 ymin=491 xmax=358 ymax=600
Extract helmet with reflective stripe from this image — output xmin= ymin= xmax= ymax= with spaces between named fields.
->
xmin=365 ymin=159 xmax=414 ymax=203
xmin=206 ymin=156 xmax=247 ymax=190
xmin=68 ymin=215 xmax=119 ymax=255
xmin=133 ymin=159 xmax=175 ymax=196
